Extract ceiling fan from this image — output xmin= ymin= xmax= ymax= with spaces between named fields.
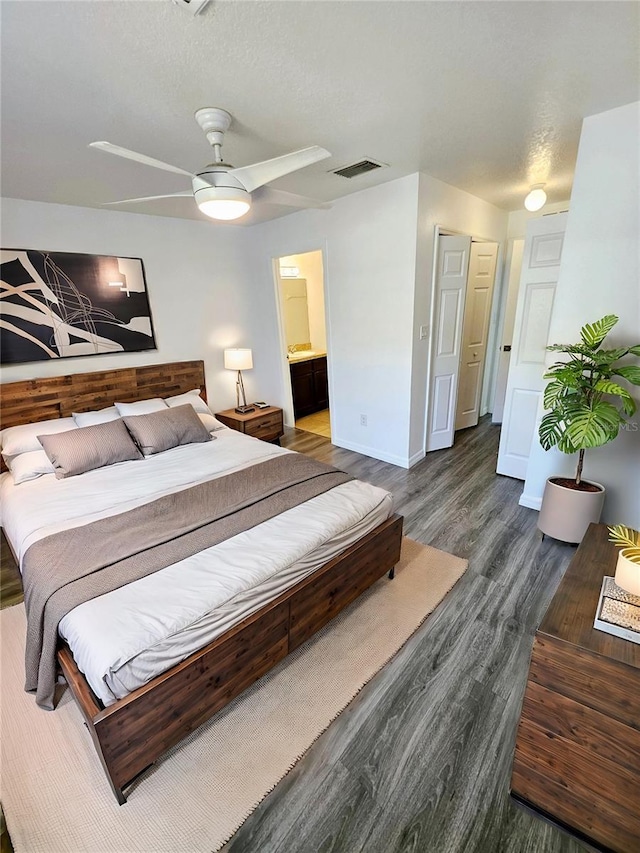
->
xmin=90 ymin=108 xmax=331 ymax=221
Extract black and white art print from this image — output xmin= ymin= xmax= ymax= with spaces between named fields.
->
xmin=0 ymin=249 xmax=157 ymax=365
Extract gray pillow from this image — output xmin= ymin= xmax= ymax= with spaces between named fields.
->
xmin=123 ymin=404 xmax=212 ymax=456
xmin=38 ymin=419 xmax=142 ymax=479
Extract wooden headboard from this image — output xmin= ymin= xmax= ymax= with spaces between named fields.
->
xmin=0 ymin=360 xmax=206 ymax=431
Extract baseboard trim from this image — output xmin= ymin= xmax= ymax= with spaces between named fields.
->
xmin=332 ymin=437 xmax=409 ymax=469
xmin=519 ymin=493 xmax=542 ymax=511
xmin=408 ymin=450 xmax=425 ymax=468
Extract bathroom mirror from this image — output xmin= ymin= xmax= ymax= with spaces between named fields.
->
xmin=282 ymin=278 xmax=311 ymax=348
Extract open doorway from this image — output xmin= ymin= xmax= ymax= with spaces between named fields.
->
xmin=426 ymin=230 xmax=500 ymax=452
xmin=274 ymin=250 xmax=331 ymax=439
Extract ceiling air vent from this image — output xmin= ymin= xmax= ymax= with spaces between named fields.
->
xmin=332 ymin=159 xmax=387 ymax=179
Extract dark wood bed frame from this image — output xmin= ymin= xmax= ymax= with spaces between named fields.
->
xmin=1 ymin=360 xmax=403 ymax=803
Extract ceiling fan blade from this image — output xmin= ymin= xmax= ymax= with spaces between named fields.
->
xmin=89 ymin=141 xmax=195 ymax=178
xmin=103 ymin=191 xmax=194 ymax=206
xmin=253 ymin=186 xmax=331 ymax=210
xmin=229 ymin=146 xmax=330 ymax=193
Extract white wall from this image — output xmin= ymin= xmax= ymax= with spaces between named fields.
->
xmin=251 ymin=172 xmax=508 ymax=467
xmin=522 ymin=101 xmax=640 ymax=527
xmin=411 ymin=173 xmax=508 ymax=459
xmin=250 ymin=175 xmax=421 ymax=466
xmin=0 ymin=198 xmax=280 ymax=411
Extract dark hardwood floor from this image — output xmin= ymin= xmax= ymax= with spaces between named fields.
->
xmin=0 ymin=418 xmax=586 ymax=852
xmin=224 ymin=417 xmax=585 ymax=853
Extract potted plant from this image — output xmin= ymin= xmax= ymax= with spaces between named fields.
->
xmin=537 ymin=314 xmax=640 ymax=543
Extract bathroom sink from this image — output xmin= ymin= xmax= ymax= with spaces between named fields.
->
xmin=287 ymin=350 xmax=324 ymax=362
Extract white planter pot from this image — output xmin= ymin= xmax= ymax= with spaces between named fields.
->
xmin=614 ymin=549 xmax=640 ymax=595
xmin=538 ymin=477 xmax=605 ymax=544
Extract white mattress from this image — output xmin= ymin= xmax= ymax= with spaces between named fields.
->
xmin=1 ymin=429 xmax=392 ymax=706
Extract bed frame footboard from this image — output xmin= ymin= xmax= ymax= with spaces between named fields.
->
xmin=58 ymin=513 xmax=403 ymax=803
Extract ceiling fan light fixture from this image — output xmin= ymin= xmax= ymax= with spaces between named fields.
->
xmin=198 ymin=198 xmax=251 ymax=220
xmin=194 ymin=185 xmax=251 ymax=220
xmin=524 ymin=184 xmax=547 ymax=212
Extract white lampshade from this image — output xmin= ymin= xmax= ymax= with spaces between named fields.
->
xmin=224 ymin=348 xmax=253 ymax=371
xmin=524 ymin=184 xmax=547 ymax=212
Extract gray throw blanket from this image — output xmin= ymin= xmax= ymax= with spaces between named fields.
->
xmin=22 ymin=454 xmax=353 ymax=709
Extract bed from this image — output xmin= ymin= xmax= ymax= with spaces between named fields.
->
xmin=0 ymin=360 xmax=403 ymax=803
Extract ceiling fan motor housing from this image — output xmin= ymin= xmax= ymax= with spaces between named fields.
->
xmin=191 ymin=163 xmax=251 ymax=195
xmin=193 ymin=168 xmax=250 ymax=202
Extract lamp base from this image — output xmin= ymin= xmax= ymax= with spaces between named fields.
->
xmin=235 ymin=405 xmax=256 ymax=414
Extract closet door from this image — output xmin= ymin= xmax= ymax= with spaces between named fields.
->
xmin=455 ymin=241 xmax=498 ymax=430
xmin=426 ymin=235 xmax=471 ymax=452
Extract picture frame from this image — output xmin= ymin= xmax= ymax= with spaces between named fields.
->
xmin=0 ymin=248 xmax=157 ymax=365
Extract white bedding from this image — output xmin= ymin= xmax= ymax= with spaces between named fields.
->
xmin=1 ymin=428 xmax=392 ymax=706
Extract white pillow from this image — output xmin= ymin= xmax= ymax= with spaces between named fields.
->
xmin=1 ymin=417 xmax=78 ymax=460
xmin=115 ymin=398 xmax=168 ymax=417
xmin=73 ymin=406 xmax=120 ymax=427
xmin=198 ymin=413 xmax=227 ymax=433
xmin=166 ymin=390 xmax=225 ymax=431
xmin=164 ymin=388 xmax=212 ymax=415
xmin=6 ymin=449 xmax=55 ymax=484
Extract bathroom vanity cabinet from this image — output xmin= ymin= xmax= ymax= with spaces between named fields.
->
xmin=290 ymin=355 xmax=328 ymax=419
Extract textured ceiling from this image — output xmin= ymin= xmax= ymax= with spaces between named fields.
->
xmin=1 ymin=0 xmax=638 ymax=225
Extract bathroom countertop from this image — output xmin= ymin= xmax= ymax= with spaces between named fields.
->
xmin=287 ymin=350 xmax=327 ymax=364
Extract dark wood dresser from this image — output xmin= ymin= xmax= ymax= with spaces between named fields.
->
xmin=511 ymin=523 xmax=640 ymax=853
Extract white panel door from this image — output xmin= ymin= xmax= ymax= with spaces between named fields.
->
xmin=426 ymin=235 xmax=471 ymax=451
xmin=496 ymin=213 xmax=568 ymax=479
xmin=455 ymin=241 xmax=499 ymax=430
xmin=492 ymin=238 xmax=524 ymax=424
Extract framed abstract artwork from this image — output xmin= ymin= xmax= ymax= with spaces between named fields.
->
xmin=0 ymin=249 xmax=157 ymax=365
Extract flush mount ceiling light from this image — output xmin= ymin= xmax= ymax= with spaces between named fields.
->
xmin=90 ymin=108 xmax=331 ymax=222
xmin=524 ymin=184 xmax=547 ymax=212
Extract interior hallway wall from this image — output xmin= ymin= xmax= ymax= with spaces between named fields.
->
xmin=251 ymin=174 xmax=420 ymax=466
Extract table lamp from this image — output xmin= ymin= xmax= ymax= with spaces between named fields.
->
xmin=224 ymin=348 xmax=254 ymax=413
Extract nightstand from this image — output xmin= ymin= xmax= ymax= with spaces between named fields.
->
xmin=215 ymin=406 xmax=284 ymax=444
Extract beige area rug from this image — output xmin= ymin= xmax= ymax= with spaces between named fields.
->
xmin=1 ymin=538 xmax=466 ymax=853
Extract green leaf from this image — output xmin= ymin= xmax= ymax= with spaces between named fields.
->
xmin=546 ymin=343 xmax=594 ymax=356
xmin=595 ymin=379 xmax=637 ymax=415
xmin=543 ymin=380 xmax=564 ymax=410
xmin=590 ymin=347 xmax=630 ymax=364
xmin=565 ymin=401 xmax=623 ymax=449
xmin=538 ymin=411 xmax=563 ymax=450
xmin=629 ymin=345 xmax=640 ymax=356
xmin=608 ymin=524 xmax=640 ymax=549
xmin=580 ymin=315 xmax=618 ymax=349
xmin=615 ymin=365 xmax=640 ymax=386
xmin=557 ymin=431 xmax=579 ymax=454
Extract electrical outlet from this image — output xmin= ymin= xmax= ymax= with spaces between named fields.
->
xmin=360 ymin=414 xmax=368 ymax=427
